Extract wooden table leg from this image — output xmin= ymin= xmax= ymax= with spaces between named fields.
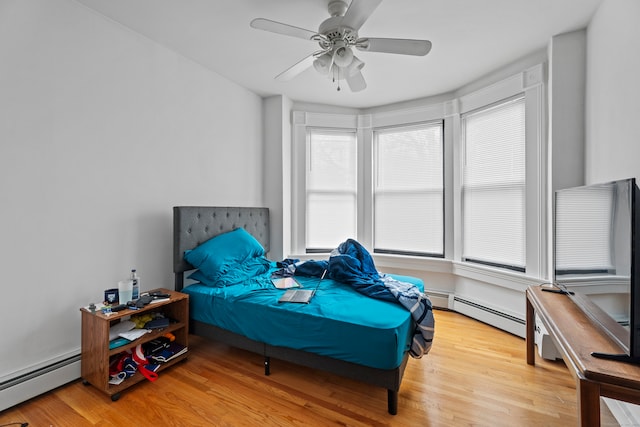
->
xmin=577 ymin=378 xmax=601 ymax=427
xmin=526 ymin=290 xmax=536 ymax=366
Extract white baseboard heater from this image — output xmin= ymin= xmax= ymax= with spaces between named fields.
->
xmin=0 ymin=354 xmax=80 ymax=411
xmin=425 ymin=290 xmax=450 ymax=310
xmin=450 ymin=295 xmax=525 ymax=338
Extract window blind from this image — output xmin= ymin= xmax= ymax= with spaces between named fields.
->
xmin=306 ymin=129 xmax=357 ymax=251
xmin=374 ymin=122 xmax=444 ymax=256
xmin=555 ymin=186 xmax=614 ymax=271
xmin=462 ymin=97 xmax=526 ymax=270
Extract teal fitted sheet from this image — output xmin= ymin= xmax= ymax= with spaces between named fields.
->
xmin=183 ymin=273 xmax=423 ymax=370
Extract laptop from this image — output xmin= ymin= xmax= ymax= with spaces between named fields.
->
xmin=278 ymin=270 xmax=326 ymax=304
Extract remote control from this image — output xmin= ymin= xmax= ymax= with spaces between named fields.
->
xmin=149 ymin=291 xmax=171 ymax=298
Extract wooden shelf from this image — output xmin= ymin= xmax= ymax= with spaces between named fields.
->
xmin=107 ymin=321 xmax=186 ymax=357
xmin=80 ymin=288 xmax=189 ymax=400
xmin=105 ymin=353 xmax=188 ymax=397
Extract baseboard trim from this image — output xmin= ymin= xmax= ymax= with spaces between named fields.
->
xmin=0 ymin=354 xmax=80 ymax=411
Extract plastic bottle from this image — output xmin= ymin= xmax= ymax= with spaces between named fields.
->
xmin=130 ymin=269 xmax=140 ymax=300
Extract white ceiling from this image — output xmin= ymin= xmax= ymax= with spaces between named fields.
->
xmin=75 ymin=0 xmax=602 ymax=109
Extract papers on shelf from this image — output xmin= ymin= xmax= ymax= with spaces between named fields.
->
xmin=109 ymin=320 xmax=136 ymax=341
xmin=108 ymin=319 xmax=149 ymax=344
xmin=118 ymin=328 xmax=151 ymax=341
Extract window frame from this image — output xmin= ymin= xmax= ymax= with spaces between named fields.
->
xmin=291 ymin=112 xmax=361 ymax=255
xmin=453 ymin=63 xmax=546 ymax=279
xmin=460 ymin=95 xmax=527 ymax=272
xmin=304 ymin=127 xmax=358 ymax=252
xmin=372 ymin=120 xmax=445 ymax=257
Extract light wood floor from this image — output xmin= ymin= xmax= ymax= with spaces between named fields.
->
xmin=1 ymin=310 xmax=617 ymax=426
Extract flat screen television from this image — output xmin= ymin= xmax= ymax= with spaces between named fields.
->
xmin=553 ymin=177 xmax=640 ymax=363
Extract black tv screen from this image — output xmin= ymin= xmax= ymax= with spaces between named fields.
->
xmin=554 ymin=177 xmax=640 ymax=362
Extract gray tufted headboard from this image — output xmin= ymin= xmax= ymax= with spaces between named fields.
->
xmin=173 ymin=206 xmax=270 ymax=290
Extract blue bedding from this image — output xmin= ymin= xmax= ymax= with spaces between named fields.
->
xmin=183 ymin=272 xmax=423 ymax=370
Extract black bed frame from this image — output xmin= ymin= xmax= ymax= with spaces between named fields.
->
xmin=173 ymin=206 xmax=409 ymax=414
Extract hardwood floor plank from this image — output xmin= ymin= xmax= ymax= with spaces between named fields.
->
xmin=0 ymin=310 xmax=596 ymax=426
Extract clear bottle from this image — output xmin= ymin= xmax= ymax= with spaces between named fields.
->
xmin=130 ymin=269 xmax=140 ymax=300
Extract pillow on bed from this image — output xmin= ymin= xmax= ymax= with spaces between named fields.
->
xmin=184 ymin=227 xmax=265 ymax=281
xmin=189 ymin=256 xmax=271 ymax=287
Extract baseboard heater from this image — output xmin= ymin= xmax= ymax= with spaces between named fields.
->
xmin=451 ymin=296 xmax=525 ymax=338
xmin=425 ymin=290 xmax=450 ymax=309
xmin=0 ymin=354 xmax=81 ymax=411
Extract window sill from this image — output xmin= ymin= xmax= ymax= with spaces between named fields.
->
xmin=452 ymin=261 xmax=543 ymax=292
xmin=286 ymin=252 xmax=543 ymax=292
xmin=373 ymin=253 xmax=452 ymax=274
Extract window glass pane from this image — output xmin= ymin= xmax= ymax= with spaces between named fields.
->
xmin=462 ymin=97 xmax=526 ymax=269
xmin=306 ymin=130 xmax=357 ymax=250
xmin=307 ymin=193 xmax=356 ymax=249
xmin=374 ymin=122 xmax=443 ymax=255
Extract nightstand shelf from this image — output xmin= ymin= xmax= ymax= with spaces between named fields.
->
xmin=80 ymin=288 xmax=189 ymax=400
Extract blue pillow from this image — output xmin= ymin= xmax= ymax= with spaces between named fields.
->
xmin=184 ymin=228 xmax=265 ymax=281
xmin=189 ymin=257 xmax=271 ymax=287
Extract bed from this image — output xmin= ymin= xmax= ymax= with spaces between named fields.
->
xmin=173 ymin=206 xmax=425 ymax=414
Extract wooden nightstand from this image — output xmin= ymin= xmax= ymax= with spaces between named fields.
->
xmin=80 ymin=288 xmax=189 ymax=401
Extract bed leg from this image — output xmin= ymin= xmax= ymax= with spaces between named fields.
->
xmin=387 ymin=390 xmax=398 ymax=415
xmin=264 ymin=356 xmax=270 ymax=376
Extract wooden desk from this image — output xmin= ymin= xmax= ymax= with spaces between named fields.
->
xmin=526 ymin=285 xmax=640 ymax=426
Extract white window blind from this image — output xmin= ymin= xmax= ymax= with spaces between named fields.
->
xmin=306 ymin=129 xmax=357 ymax=251
xmin=555 ymin=186 xmax=614 ymax=271
xmin=462 ymin=97 xmax=526 ymax=270
xmin=374 ymin=122 xmax=444 ymax=256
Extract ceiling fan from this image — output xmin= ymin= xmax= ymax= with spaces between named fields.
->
xmin=250 ymin=0 xmax=432 ymax=92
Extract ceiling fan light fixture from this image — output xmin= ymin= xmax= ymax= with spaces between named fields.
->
xmin=333 ymin=46 xmax=354 ymax=68
xmin=313 ymin=53 xmax=332 ymax=74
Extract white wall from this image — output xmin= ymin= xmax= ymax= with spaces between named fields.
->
xmin=0 ymin=0 xmax=264 ymax=385
xmin=586 ymin=0 xmax=640 ymax=184
xmin=263 ymin=95 xmax=293 ymax=261
xmin=549 ymin=30 xmax=586 ymax=191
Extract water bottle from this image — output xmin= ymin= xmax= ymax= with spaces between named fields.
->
xmin=130 ymin=269 xmax=140 ymax=300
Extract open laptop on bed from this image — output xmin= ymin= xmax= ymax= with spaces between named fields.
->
xmin=278 ymin=270 xmax=326 ymax=304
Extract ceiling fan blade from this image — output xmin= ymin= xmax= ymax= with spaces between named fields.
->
xmin=340 ymin=0 xmax=382 ymax=31
xmin=356 ymin=38 xmax=432 ymax=56
xmin=275 ymin=54 xmax=316 ymax=81
xmin=250 ymin=18 xmax=317 ymax=41
xmin=346 ymin=70 xmax=367 ymax=92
